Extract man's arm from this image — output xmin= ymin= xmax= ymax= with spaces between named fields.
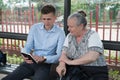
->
xmin=24 ymin=26 xmax=35 ymax=53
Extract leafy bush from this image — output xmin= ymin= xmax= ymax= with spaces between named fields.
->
xmin=7 ymin=54 xmax=23 ymax=64
xmin=109 ymin=69 xmax=120 ymax=80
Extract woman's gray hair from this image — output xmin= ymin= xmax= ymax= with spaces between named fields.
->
xmin=68 ymin=11 xmax=87 ymax=27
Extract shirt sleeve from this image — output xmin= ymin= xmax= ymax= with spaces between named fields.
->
xmin=63 ymin=34 xmax=69 ymax=47
xmin=88 ymin=32 xmax=104 ymax=54
xmin=62 ymin=34 xmax=69 ymax=53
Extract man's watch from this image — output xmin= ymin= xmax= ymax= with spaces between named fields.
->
xmin=43 ymin=56 xmax=47 ymax=62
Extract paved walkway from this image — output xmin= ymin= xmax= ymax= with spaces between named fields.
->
xmin=0 ymin=74 xmax=30 ymax=80
xmin=0 ymin=74 xmax=7 ymax=80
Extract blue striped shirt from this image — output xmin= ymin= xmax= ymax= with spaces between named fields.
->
xmin=24 ymin=22 xmax=65 ymax=63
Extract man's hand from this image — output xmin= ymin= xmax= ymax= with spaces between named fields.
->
xmin=32 ymin=55 xmax=46 ymax=63
xmin=22 ymin=55 xmax=33 ymax=64
xmin=22 ymin=55 xmax=46 ymax=64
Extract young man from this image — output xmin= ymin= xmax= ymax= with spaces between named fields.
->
xmin=2 ymin=4 xmax=65 ymax=80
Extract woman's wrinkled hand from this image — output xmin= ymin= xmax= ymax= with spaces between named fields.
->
xmin=56 ymin=64 xmax=66 ymax=77
xmin=59 ymin=53 xmax=71 ymax=65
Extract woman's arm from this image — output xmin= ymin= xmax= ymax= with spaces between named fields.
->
xmin=60 ymin=51 xmax=100 ymax=65
xmin=56 ymin=52 xmax=67 ymax=77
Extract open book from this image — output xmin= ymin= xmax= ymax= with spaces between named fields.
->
xmin=20 ymin=45 xmax=37 ymax=64
xmin=21 ymin=52 xmax=37 ymax=64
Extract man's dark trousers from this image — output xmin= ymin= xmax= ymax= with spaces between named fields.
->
xmin=2 ymin=62 xmax=51 ymax=80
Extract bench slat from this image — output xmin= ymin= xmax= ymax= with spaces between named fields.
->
xmin=0 ymin=32 xmax=27 ymax=40
xmin=102 ymin=40 xmax=120 ymax=51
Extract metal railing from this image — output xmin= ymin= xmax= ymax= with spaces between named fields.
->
xmin=0 ymin=5 xmax=120 ymax=66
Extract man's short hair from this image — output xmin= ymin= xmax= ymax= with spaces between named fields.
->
xmin=41 ymin=4 xmax=56 ymax=15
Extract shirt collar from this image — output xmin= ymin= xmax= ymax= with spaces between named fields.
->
xmin=40 ymin=23 xmax=56 ymax=32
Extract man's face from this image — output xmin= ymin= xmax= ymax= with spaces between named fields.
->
xmin=41 ymin=13 xmax=56 ymax=30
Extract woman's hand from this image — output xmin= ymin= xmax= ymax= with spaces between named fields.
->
xmin=59 ymin=53 xmax=71 ymax=65
xmin=56 ymin=62 xmax=66 ymax=77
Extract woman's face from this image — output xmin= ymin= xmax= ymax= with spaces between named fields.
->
xmin=67 ymin=17 xmax=83 ymax=36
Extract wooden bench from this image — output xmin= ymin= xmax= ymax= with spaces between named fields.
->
xmin=0 ymin=32 xmax=120 ymax=79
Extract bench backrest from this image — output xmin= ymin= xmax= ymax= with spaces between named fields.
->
xmin=102 ymin=40 xmax=120 ymax=51
xmin=0 ymin=32 xmax=120 ymax=51
xmin=0 ymin=32 xmax=27 ymax=40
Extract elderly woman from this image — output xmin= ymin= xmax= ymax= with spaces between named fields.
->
xmin=56 ymin=11 xmax=108 ymax=80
